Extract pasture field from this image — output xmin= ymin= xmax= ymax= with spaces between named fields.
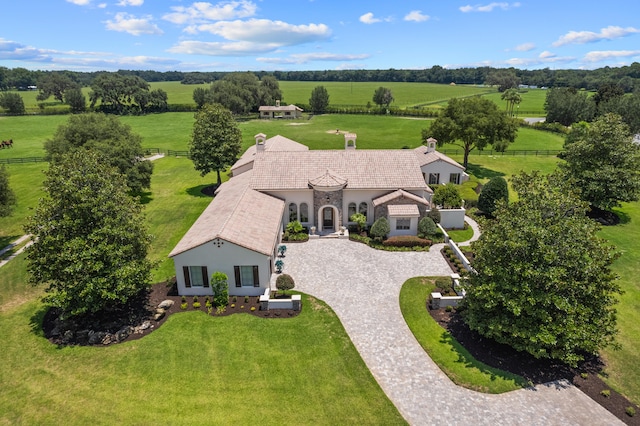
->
xmin=0 ymin=112 xmax=638 ymax=410
xmin=482 ymin=88 xmax=548 ymax=117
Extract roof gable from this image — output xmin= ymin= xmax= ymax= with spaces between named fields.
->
xmin=414 ymin=145 xmax=465 ymax=170
xmin=169 ymin=171 xmax=284 ymax=257
xmin=231 ymin=135 xmax=308 ymax=173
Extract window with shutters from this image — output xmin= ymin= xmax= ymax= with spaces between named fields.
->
xmin=428 ymin=173 xmax=440 ymax=185
xmin=182 ymin=266 xmax=209 ymax=288
xmin=234 ymin=265 xmax=260 ymax=287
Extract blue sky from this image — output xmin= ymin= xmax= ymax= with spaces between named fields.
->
xmin=1 ymin=0 xmax=639 ymax=72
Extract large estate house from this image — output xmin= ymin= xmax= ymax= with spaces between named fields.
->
xmin=169 ymin=133 xmax=467 ymax=297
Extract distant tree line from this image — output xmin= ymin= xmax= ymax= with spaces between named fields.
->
xmin=3 ymin=64 xmax=640 ymax=92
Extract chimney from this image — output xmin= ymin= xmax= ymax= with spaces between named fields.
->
xmin=275 ymin=100 xmax=281 ymax=107
xmin=255 ymin=133 xmax=266 ymax=152
xmin=426 ymin=137 xmax=437 ymax=153
xmin=344 ymin=133 xmax=357 ymax=150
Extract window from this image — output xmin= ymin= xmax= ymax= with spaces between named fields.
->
xmin=288 ymin=202 xmax=298 ymax=222
xmin=182 ymin=266 xmax=209 ymax=288
xmin=428 ymin=173 xmax=440 ymax=185
xmin=449 ymin=173 xmax=460 ymax=185
xmin=359 ymin=202 xmax=368 ymax=218
xmin=300 ymin=203 xmax=309 ymax=222
xmin=396 ymin=218 xmax=411 ymax=230
xmin=348 ymin=202 xmax=357 ymax=219
xmin=234 ymin=265 xmax=259 ymax=287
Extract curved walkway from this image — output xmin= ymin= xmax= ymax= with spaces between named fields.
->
xmin=277 ymin=239 xmax=621 ymax=425
xmin=458 ymin=215 xmax=481 ymax=246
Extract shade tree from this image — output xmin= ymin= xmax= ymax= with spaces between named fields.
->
xmin=309 ymin=86 xmax=330 ymax=114
xmin=0 ymin=165 xmax=16 ymax=217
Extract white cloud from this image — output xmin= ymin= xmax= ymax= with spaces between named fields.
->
xmin=257 ymin=52 xmax=370 ymax=64
xmin=553 ymin=26 xmax=640 ymax=47
xmin=359 ymin=12 xmax=380 ymax=24
xmin=538 ymin=50 xmax=555 ymax=59
xmin=98 ymin=3 xmax=107 ymax=8
xmin=459 ymin=2 xmax=520 ymax=13
xmin=583 ymin=50 xmax=640 ymax=62
xmin=167 ymin=40 xmax=282 ymax=56
xmin=105 ymin=13 xmax=163 ymax=36
xmin=514 ymin=42 xmax=535 ymax=52
xmin=404 ymin=10 xmax=430 ymax=22
xmin=117 ymin=0 xmax=144 ymax=6
xmin=191 ymin=19 xmax=331 ymax=45
xmin=163 ymin=1 xmax=257 ymax=25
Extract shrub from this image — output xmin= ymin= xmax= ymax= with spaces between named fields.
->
xmin=216 ymin=305 xmax=226 ymax=315
xmin=382 ymin=235 xmax=431 ymax=248
xmin=626 ymin=407 xmax=636 ymax=417
xmin=251 ymin=306 xmax=256 ymax=312
xmin=211 ymin=271 xmax=229 ymax=307
xmin=445 ymin=305 xmax=453 ymax=312
xmin=244 ymin=295 xmax=249 ymax=303
xmin=433 ymin=183 xmax=463 ymax=209
xmin=478 ymin=176 xmax=509 ymax=215
xmin=180 ymin=302 xmax=188 ymax=310
xmin=427 ymin=208 xmax=441 ymax=223
xmin=231 ymin=303 xmax=235 ymax=308
xmin=207 ymin=306 xmax=213 ymax=315
xmin=600 ymin=389 xmax=611 ymax=398
xmin=192 ymin=295 xmax=198 ymax=303
xmin=370 ymin=217 xmax=390 ymax=242
xmin=580 ymin=372 xmax=588 ymax=379
xmin=275 ymin=259 xmax=284 ymax=273
xmin=350 ymin=213 xmax=367 ymax=233
xmin=349 ymin=233 xmax=371 ymax=245
xmin=276 ymin=274 xmax=295 ymax=295
xmin=435 ymin=277 xmax=451 ymax=292
xmin=278 ymin=245 xmax=287 ymax=256
xmin=418 ymin=216 xmax=438 ymax=238
xmin=286 ymin=220 xmax=304 ymax=234
xmin=193 ymin=301 xmax=201 ymax=309
xmin=181 ymin=295 xmax=186 ymax=303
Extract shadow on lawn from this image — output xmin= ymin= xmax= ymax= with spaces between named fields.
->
xmin=464 ymin=163 xmax=505 ymax=180
xmin=0 ymin=235 xmax=21 ymax=251
xmin=186 ymin=184 xmax=216 ymax=198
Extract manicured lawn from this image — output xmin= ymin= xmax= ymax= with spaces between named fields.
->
xmin=598 ymin=202 xmax=640 ymax=404
xmin=446 ymin=226 xmax=474 ymax=243
xmin=0 ymin=296 xmax=406 ymax=425
xmin=482 ymin=89 xmax=548 ymax=117
xmin=399 ymin=277 xmax=527 ymax=393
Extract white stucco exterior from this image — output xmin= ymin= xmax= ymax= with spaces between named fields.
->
xmin=172 ymin=240 xmax=274 ymax=297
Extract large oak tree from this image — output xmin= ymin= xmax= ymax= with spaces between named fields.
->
xmin=463 ymin=171 xmax=621 ymax=366
xmin=25 ymin=150 xmax=154 ymax=318
xmin=425 ymin=97 xmax=518 ymax=168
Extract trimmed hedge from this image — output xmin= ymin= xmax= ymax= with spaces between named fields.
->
xmin=383 ymin=235 xmax=432 ymax=248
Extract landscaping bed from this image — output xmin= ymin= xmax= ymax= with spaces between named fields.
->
xmin=430 ymin=306 xmax=640 ymax=425
xmin=42 ymin=281 xmax=300 ymax=347
xmin=440 ymin=245 xmax=475 ymax=273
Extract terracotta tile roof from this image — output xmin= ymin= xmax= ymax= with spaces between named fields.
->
xmin=387 ymin=204 xmax=420 ymax=217
xmin=169 ymin=170 xmax=284 ymax=257
xmin=231 ymin=135 xmax=308 ymax=173
xmin=372 ymin=189 xmax=432 ymax=207
xmin=250 ymin=150 xmax=430 ymax=191
xmin=414 ymin=145 xmax=465 ymax=169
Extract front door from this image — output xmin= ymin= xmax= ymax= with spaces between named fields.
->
xmin=323 ymin=207 xmax=334 ymax=229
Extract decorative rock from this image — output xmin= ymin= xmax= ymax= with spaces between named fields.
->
xmin=76 ymin=329 xmax=90 ymax=344
xmin=138 ymin=320 xmax=151 ymax=331
xmin=89 ymin=331 xmax=107 ymax=345
xmin=115 ymin=326 xmax=132 ymax=342
xmin=63 ymin=330 xmax=74 ymax=342
xmin=158 ymin=300 xmax=174 ymax=309
xmin=153 ymin=311 xmax=165 ymax=321
xmin=155 ymin=307 xmax=165 ymax=315
xmin=101 ymin=333 xmax=115 ymax=345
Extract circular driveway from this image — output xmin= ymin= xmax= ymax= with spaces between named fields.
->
xmin=276 ymin=239 xmax=621 ymax=425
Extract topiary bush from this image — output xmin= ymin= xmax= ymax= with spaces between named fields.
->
xmin=418 ymin=216 xmax=438 ymax=238
xmin=478 ymin=176 xmax=509 ymax=216
xmin=276 ymin=273 xmax=295 ymax=295
xmin=369 ymin=217 xmax=390 ymax=242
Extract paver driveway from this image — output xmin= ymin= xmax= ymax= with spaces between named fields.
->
xmin=276 ymin=239 xmax=621 ymax=425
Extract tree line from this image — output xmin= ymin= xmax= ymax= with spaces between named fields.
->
xmin=3 ymin=63 xmax=640 ymax=92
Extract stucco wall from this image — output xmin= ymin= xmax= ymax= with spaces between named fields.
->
xmin=439 ymin=208 xmax=466 ymax=229
xmin=172 ymin=240 xmax=273 ymax=297
xmin=388 ymin=216 xmax=418 ymax=237
xmin=421 ymin=160 xmax=466 ymax=185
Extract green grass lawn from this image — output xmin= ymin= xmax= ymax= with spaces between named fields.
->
xmin=446 ymin=226 xmax=474 ymax=243
xmin=399 ymin=277 xmax=527 ymax=393
xmin=482 ymin=89 xmax=548 ymax=117
xmin=0 ymin=296 xmax=406 ymax=425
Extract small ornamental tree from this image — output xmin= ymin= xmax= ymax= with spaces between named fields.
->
xmin=418 ymin=216 xmax=438 ymax=238
xmin=477 ymin=176 xmax=509 ymax=216
xmin=286 ymin=220 xmax=304 ymax=235
xmin=276 ymin=274 xmax=295 ymax=296
xmin=462 ymin=171 xmax=622 ymax=366
xmin=210 ymin=271 xmax=229 ymax=307
xmin=369 ymin=217 xmax=390 ymax=242
xmin=432 ymin=183 xmax=463 ymax=209
xmin=0 ymin=92 xmax=25 ymax=115
xmin=24 ymin=150 xmax=154 ymax=318
xmin=350 ymin=213 xmax=367 ymax=233
xmin=372 ymin=87 xmax=394 ymax=109
xmin=0 ymin=165 xmax=17 ymax=217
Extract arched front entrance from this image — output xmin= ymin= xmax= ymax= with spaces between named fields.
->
xmin=317 ymin=205 xmax=339 ymax=233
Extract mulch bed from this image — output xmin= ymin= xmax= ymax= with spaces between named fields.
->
xmin=42 ymin=281 xmax=300 ymax=347
xmin=429 ymin=305 xmax=640 ymax=424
